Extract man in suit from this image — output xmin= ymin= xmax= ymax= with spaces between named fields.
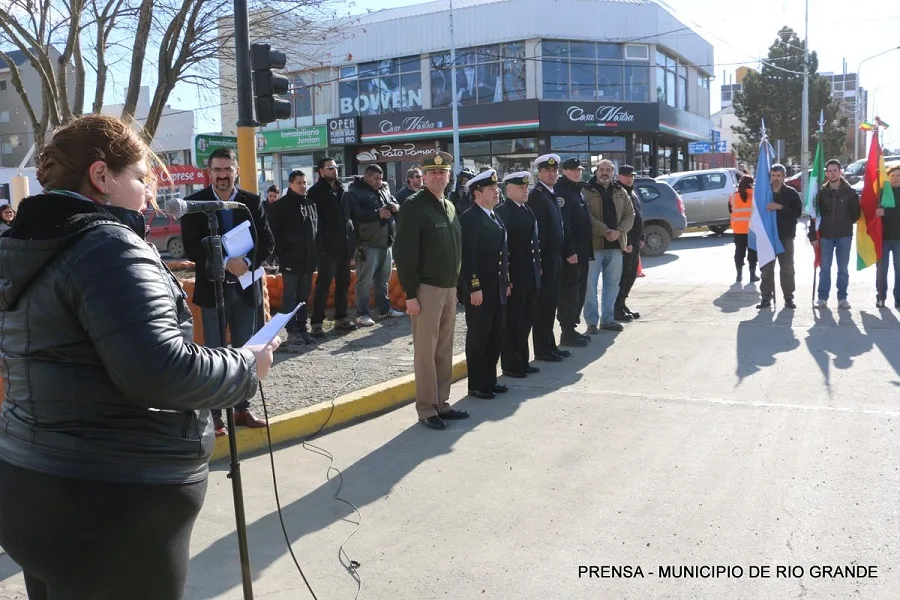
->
xmin=460 ymin=169 xmax=510 ymax=399
xmin=527 ymin=153 xmax=568 ymax=362
xmin=496 ymin=171 xmax=541 ymax=378
xmin=181 ymin=147 xmax=276 ymax=436
xmin=614 ymin=165 xmax=645 ymax=321
xmin=555 ymin=157 xmax=594 ymax=346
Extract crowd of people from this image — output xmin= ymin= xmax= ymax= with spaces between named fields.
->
xmin=728 ymin=160 xmax=900 ymax=310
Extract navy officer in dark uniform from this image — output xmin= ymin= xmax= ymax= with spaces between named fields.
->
xmin=555 ymin=157 xmax=594 ymax=346
xmin=459 ymin=169 xmax=510 ymax=399
xmin=496 ymin=171 xmax=542 ymax=378
xmin=527 ymin=153 xmax=568 ymax=362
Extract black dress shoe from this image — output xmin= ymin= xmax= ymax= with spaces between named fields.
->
xmin=601 ymin=322 xmax=624 ymax=332
xmin=420 ymin=416 xmax=447 ymax=430
xmin=579 ymin=332 xmax=592 ymax=341
xmin=555 ymin=349 xmax=572 ymax=358
xmin=492 ymin=384 xmax=509 ymax=394
xmin=468 ymin=389 xmax=496 ymax=399
xmin=783 ymin=299 xmax=797 ymax=309
xmin=559 ymin=332 xmax=588 ymax=347
xmin=625 ymin=307 xmax=641 ymax=319
xmin=524 ymin=365 xmax=540 ymax=373
xmin=439 ymin=408 xmax=470 ymax=420
xmin=614 ymin=310 xmax=634 ymax=322
xmin=502 ymin=370 xmax=527 ymax=378
xmin=756 ymin=299 xmax=772 ymax=309
xmin=535 ymin=353 xmax=562 ymax=362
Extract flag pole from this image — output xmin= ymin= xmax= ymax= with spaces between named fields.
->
xmin=812 ymin=110 xmax=824 ymax=309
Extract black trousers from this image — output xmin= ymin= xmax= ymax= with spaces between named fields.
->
xmin=558 ymin=260 xmax=589 ymax=330
xmin=0 ymin=459 xmax=207 ymax=600
xmin=465 ymin=299 xmax=504 ymax=392
xmin=615 ymin=250 xmax=640 ymax=311
xmin=282 ymin=270 xmax=315 ymax=332
xmin=311 ymin=253 xmax=351 ymax=324
xmin=502 ymin=288 xmax=537 ymax=374
xmin=733 ymin=233 xmax=758 ymax=270
xmin=533 ymin=254 xmax=561 ymax=356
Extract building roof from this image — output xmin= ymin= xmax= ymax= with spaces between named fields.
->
xmin=291 ymin=0 xmax=713 ymax=74
xmin=0 ymin=49 xmax=30 ymax=70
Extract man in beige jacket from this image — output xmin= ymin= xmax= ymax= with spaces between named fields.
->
xmin=581 ymin=160 xmax=635 ymax=332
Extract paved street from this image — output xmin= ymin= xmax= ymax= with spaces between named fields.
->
xmin=3 ymin=228 xmax=899 ymax=600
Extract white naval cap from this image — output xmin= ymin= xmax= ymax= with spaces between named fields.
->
xmin=502 ymin=171 xmax=532 ymax=186
xmin=465 ymin=168 xmax=499 ymax=191
xmin=533 ymin=154 xmax=561 ymax=169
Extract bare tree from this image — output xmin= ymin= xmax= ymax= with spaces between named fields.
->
xmin=0 ymin=0 xmax=353 ymax=149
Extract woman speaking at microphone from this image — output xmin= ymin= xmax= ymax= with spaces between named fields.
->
xmin=0 ymin=114 xmax=279 ymax=600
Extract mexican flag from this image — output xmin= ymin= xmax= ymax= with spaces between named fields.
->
xmin=857 ymin=134 xmax=885 ymax=270
xmin=806 ymin=132 xmax=825 ymax=267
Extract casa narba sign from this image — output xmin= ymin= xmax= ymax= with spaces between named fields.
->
xmin=539 ymin=101 xmax=659 ymax=132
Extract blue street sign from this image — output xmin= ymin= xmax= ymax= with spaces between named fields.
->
xmin=715 ymin=140 xmax=728 ymax=153
xmin=710 ymin=129 xmax=721 ymax=142
xmin=688 ymin=141 xmax=712 ymax=154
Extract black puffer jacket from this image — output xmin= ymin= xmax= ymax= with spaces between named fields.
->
xmin=0 ymin=193 xmax=259 ymax=485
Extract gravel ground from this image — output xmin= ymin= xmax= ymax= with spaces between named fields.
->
xmin=253 ymin=306 xmax=468 ymax=418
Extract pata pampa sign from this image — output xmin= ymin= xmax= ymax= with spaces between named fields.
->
xmin=356 ymin=142 xmax=440 ymax=163
xmin=566 ymin=105 xmax=636 ymax=124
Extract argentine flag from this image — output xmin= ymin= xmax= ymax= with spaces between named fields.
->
xmin=748 ymin=135 xmax=785 ymax=267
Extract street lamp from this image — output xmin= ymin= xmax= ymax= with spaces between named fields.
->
xmin=854 ymin=45 xmax=900 ymax=160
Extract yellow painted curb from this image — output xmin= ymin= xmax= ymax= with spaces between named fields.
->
xmin=211 ymin=353 xmax=468 ymax=461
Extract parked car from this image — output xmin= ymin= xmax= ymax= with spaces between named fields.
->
xmin=656 ymin=168 xmax=741 ymax=235
xmin=633 ymin=177 xmax=688 ymax=257
xmin=143 ymin=208 xmax=185 ymax=258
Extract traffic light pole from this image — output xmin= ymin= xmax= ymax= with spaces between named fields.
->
xmin=228 ymin=0 xmax=257 ymax=599
xmin=234 ymin=0 xmax=259 ymax=195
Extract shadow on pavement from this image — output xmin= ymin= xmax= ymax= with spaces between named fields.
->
xmin=735 ymin=307 xmax=799 ymax=384
xmin=805 ymin=309 xmax=873 ymax=390
xmin=860 ymin=309 xmax=900 ymax=386
xmin=713 ymin=282 xmax=761 ymax=313
xmin=670 ymin=234 xmax=733 ymax=252
xmin=641 ymin=254 xmax=678 ymax=268
xmin=184 ymin=339 xmax=603 ymax=600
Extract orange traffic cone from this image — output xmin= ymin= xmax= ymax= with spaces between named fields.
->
xmin=637 ymin=257 xmax=645 ymax=277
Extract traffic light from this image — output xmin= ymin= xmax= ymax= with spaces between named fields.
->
xmin=250 ymin=42 xmax=292 ymax=125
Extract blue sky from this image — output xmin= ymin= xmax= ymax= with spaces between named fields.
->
xmin=156 ymin=0 xmax=900 ymax=149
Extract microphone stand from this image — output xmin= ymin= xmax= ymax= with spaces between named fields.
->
xmin=202 ymin=210 xmax=254 ymax=599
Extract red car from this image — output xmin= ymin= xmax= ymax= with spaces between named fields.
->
xmin=143 ymin=209 xmax=185 ymax=258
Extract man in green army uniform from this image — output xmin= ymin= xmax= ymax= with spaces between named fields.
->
xmin=394 ymin=151 xmax=468 ymax=430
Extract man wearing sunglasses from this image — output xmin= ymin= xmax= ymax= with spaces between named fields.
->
xmin=395 ymin=167 xmax=423 ymax=205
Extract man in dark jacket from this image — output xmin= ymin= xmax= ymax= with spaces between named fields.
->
xmin=307 ymin=157 xmax=356 ymax=336
xmin=346 ymin=164 xmax=405 ymax=327
xmin=270 ymin=170 xmax=318 ymax=344
xmin=876 ymin=165 xmax=900 ymax=308
xmin=615 ymin=165 xmax=645 ymax=321
xmin=528 ymin=154 xmax=567 ymax=362
xmin=757 ymin=163 xmax=803 ymax=309
xmin=555 ymin=157 xmax=593 ymax=346
xmin=459 ymin=169 xmax=509 ymax=399
xmin=395 ymin=166 xmax=423 ymax=205
xmin=809 ymin=159 xmax=861 ymax=309
xmin=182 ymin=147 xmax=275 ymax=434
xmin=496 ymin=171 xmax=541 ymax=378
xmin=449 ymin=168 xmax=475 ymax=214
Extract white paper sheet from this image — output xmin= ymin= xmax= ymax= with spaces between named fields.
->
xmin=222 ymin=220 xmax=254 ymax=258
xmin=237 ymin=266 xmax=265 ymax=289
xmin=242 ymin=303 xmax=305 ymax=347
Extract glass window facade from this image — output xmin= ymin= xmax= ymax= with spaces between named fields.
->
xmin=551 ymin=135 xmax=627 ymax=177
xmin=458 ymin=137 xmax=537 ymax=176
xmin=656 ymin=50 xmax=687 ymax=109
xmin=541 ymin=40 xmax=650 ymax=102
xmin=337 ymin=56 xmax=422 ymax=117
xmin=431 ymin=43 xmax=526 ymax=108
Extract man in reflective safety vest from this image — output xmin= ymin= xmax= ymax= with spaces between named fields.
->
xmin=729 ymin=175 xmax=758 ymax=283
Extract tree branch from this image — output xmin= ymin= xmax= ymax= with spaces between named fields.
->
xmin=121 ymin=0 xmax=152 ymax=120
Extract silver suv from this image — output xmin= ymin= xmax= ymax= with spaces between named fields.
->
xmin=656 ymin=168 xmax=742 ymax=235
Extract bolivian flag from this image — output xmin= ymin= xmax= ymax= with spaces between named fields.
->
xmin=857 ymin=134 xmax=884 ymax=270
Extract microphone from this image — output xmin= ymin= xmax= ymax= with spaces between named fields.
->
xmin=163 ymin=197 xmax=245 ymax=219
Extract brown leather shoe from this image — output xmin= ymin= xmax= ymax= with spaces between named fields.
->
xmin=213 ymin=416 xmax=227 ymax=437
xmin=234 ymin=410 xmax=268 ymax=428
